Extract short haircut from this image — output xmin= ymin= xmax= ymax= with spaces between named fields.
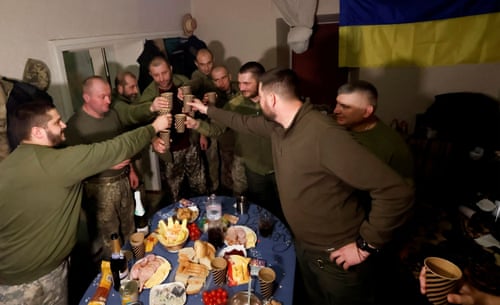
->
xmin=239 ymin=61 xmax=265 ymax=80
xmin=259 ymin=68 xmax=300 ymax=100
xmin=148 ymin=55 xmax=170 ymax=70
xmin=337 ymin=80 xmax=378 ymax=107
xmin=114 ymin=71 xmax=136 ymax=88
xmin=196 ymin=48 xmax=213 ymax=60
xmin=9 ymin=98 xmax=56 ymax=143
xmin=82 ymin=75 xmax=107 ymax=94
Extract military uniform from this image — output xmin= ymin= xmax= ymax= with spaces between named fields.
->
xmin=65 ymin=102 xmax=153 ymax=260
xmin=140 ymin=81 xmax=206 ymax=201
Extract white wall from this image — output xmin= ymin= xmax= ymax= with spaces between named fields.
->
xmin=192 ymin=0 xmax=340 ymax=76
xmin=1 ymin=0 xmax=499 ymax=130
xmin=0 ymin=0 xmax=190 ymax=117
xmin=193 ymin=0 xmax=500 ymax=132
xmin=360 ymin=63 xmax=500 ymax=131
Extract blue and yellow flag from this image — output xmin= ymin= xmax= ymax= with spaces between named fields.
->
xmin=339 ymin=1 xmax=500 ymax=67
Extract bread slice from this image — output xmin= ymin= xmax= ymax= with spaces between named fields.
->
xmin=174 ymin=271 xmax=189 ymax=285
xmin=194 ymin=240 xmax=207 ymax=260
xmin=199 ymin=256 xmax=212 ymax=270
xmin=186 ymin=276 xmax=205 ymax=295
xmin=179 ymin=247 xmax=196 ymax=261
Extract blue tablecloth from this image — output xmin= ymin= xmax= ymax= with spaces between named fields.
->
xmin=79 ymin=196 xmax=296 ymax=305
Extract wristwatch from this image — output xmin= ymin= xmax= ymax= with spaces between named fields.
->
xmin=356 ymin=236 xmax=380 ymax=254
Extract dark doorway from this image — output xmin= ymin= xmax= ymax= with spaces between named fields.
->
xmin=292 ymin=22 xmax=348 ymax=108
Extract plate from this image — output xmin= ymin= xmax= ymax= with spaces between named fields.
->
xmin=224 ymin=225 xmax=257 ymax=249
xmin=176 ymin=205 xmax=199 ymax=223
xmin=218 ymin=244 xmax=247 ymax=258
xmin=130 ymin=255 xmax=171 ymax=289
xmin=476 ymin=199 xmax=496 ymax=212
xmin=150 ymin=282 xmax=186 ymax=305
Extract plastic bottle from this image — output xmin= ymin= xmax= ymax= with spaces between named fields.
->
xmin=205 ymin=194 xmax=223 ymax=248
xmin=110 ymin=233 xmax=129 ymax=291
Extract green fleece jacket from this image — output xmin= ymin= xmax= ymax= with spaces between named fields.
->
xmin=207 ymin=102 xmax=414 ymax=250
xmin=196 ymin=94 xmax=274 ymax=176
xmin=0 ymin=125 xmax=156 ymax=284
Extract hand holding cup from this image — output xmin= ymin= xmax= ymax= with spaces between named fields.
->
xmin=152 ymin=113 xmax=172 ymax=133
xmin=153 ymin=93 xmax=172 ymax=113
xmin=187 ymin=98 xmax=208 ymax=115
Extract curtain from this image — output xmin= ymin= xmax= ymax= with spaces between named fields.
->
xmin=272 ymin=0 xmax=318 ymax=54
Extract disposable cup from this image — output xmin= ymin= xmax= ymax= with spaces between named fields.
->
xmin=175 ymin=114 xmax=186 ymax=133
xmin=130 ymin=232 xmax=145 ymax=260
xmin=210 ymin=257 xmax=228 ymax=286
xmin=424 ymin=257 xmax=462 ymax=305
xmin=258 ymin=267 xmax=275 ymax=300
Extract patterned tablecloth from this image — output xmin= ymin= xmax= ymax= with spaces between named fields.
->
xmin=79 ymin=196 xmax=296 ymax=305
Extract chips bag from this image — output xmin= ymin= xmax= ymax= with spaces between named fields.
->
xmin=227 ymin=255 xmax=251 ymax=287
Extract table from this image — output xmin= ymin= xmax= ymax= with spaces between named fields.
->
xmin=79 ymin=196 xmax=296 ymax=305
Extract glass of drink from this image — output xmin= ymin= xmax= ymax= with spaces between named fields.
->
xmin=205 ymin=194 xmax=221 ymax=221
xmin=258 ymin=211 xmax=275 ymax=238
xmin=207 ymin=225 xmax=224 ymax=248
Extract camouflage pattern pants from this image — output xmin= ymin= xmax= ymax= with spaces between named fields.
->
xmin=0 ymin=260 xmax=68 ymax=305
xmin=165 ymin=144 xmax=207 ymax=201
xmin=232 ymin=155 xmax=247 ymax=195
xmin=219 ymin=146 xmax=235 ymax=192
xmin=205 ymin=137 xmax=220 ymax=193
xmin=83 ymin=175 xmax=135 ymax=260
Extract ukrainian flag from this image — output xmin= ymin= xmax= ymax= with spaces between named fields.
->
xmin=339 ymin=1 xmax=500 ymax=67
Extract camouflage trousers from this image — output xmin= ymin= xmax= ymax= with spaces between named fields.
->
xmin=232 ymin=155 xmax=247 ymax=195
xmin=205 ymin=138 xmax=220 ymax=193
xmin=0 ymin=260 xmax=68 ymax=305
xmin=83 ymin=175 xmax=135 ymax=260
xmin=164 ymin=144 xmax=207 ymax=201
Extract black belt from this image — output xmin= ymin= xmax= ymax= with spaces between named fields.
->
xmin=85 ymin=171 xmax=128 ymax=184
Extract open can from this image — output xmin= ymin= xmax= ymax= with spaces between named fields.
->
xmin=119 ymin=280 xmax=139 ymax=305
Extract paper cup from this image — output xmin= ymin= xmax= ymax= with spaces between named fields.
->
xmin=424 ymin=257 xmax=462 ymax=305
xmin=210 ymin=257 xmax=227 ymax=286
xmin=183 ymin=94 xmax=194 ymax=113
xmin=174 ymin=114 xmax=186 ymax=133
xmin=180 ymin=85 xmax=191 ymax=95
xmin=258 ymin=267 xmax=275 ymax=300
xmin=160 ymin=92 xmax=173 ymax=113
xmin=206 ymin=91 xmax=217 ymax=105
xmin=159 ymin=130 xmax=171 ymax=150
xmin=130 ymin=232 xmax=145 ymax=260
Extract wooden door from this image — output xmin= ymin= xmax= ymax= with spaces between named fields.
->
xmin=292 ymin=22 xmax=348 ymax=108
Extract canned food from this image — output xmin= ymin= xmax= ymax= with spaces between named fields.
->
xmin=119 ymin=280 xmax=139 ymax=305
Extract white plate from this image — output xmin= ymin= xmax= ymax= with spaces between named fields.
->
xmin=224 ymin=225 xmax=257 ymax=249
xmin=130 ymin=255 xmax=171 ymax=289
xmin=150 ymin=282 xmax=186 ymax=305
xmin=476 ymin=199 xmax=496 ymax=212
xmin=218 ymin=244 xmax=247 ymax=258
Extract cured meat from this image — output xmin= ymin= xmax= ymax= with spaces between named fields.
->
xmin=130 ymin=254 xmax=168 ymax=290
